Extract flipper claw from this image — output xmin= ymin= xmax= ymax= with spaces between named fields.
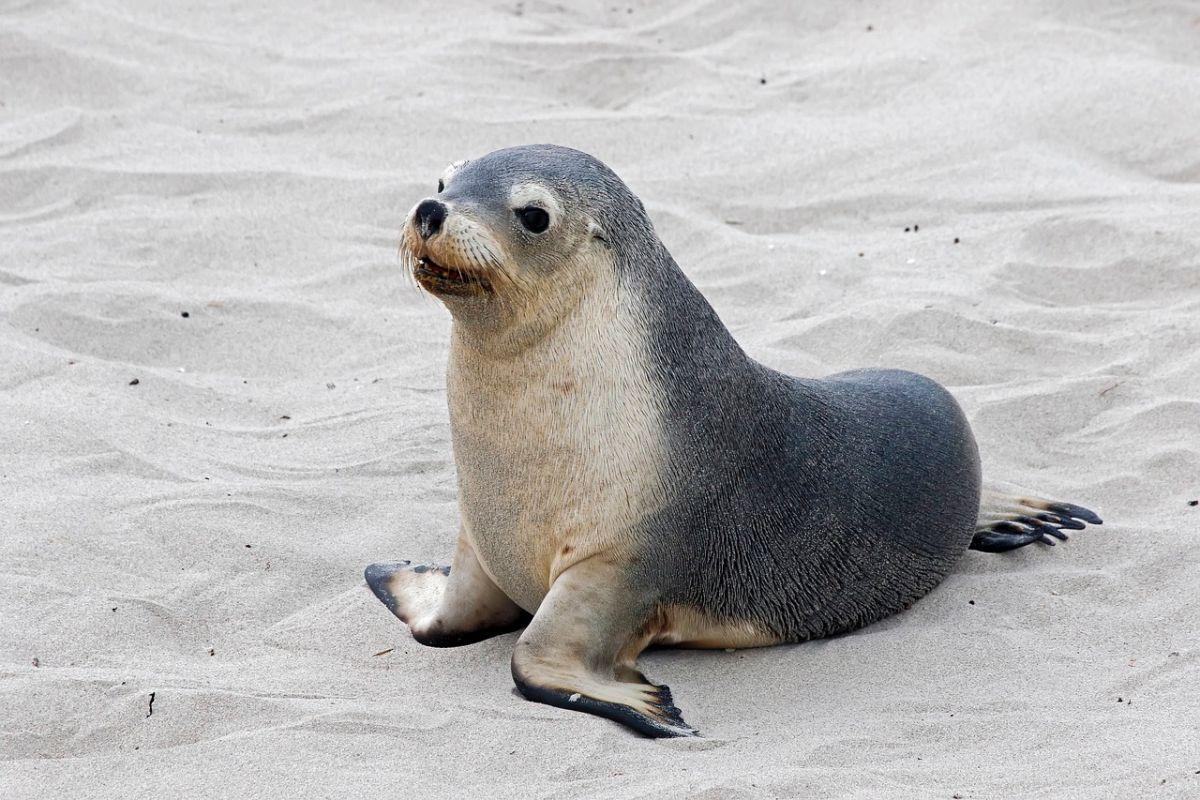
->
xmin=1045 ymin=502 xmax=1103 ymax=526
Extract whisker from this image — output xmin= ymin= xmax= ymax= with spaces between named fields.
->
xmin=475 ymin=238 xmax=521 ymax=299
xmin=474 ymin=238 xmax=518 ymax=303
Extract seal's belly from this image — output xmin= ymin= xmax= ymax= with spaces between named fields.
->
xmin=455 ymin=447 xmax=576 ymax=612
xmin=457 ymin=483 xmax=575 ymax=614
xmin=454 ymin=425 xmax=665 ymax=614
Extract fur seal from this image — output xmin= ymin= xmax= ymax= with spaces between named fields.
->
xmin=365 ymin=144 xmax=1102 ymax=737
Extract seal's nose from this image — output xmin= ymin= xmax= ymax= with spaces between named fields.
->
xmin=413 ymin=199 xmax=446 ymax=239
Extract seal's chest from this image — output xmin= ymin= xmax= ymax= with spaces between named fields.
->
xmin=446 ymin=315 xmax=666 ymax=612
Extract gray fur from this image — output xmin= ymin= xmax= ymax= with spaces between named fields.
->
xmin=446 ymin=145 xmax=982 ymax=641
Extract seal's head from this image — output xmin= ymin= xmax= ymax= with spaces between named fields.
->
xmin=400 ymin=145 xmax=657 ymax=327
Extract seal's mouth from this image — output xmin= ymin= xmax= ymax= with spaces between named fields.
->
xmin=413 ymin=255 xmax=492 ymax=296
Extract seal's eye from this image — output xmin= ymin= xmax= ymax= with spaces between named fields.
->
xmin=516 ymin=206 xmax=550 ymax=234
xmin=436 ymin=179 xmax=444 ymax=193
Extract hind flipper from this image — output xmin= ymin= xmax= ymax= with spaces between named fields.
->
xmin=365 ymin=529 xmax=529 ymax=647
xmin=972 ymin=484 xmax=1103 ymax=552
xmin=511 ymin=559 xmax=697 ymax=738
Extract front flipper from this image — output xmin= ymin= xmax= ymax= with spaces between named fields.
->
xmin=365 ymin=532 xmax=528 ymax=647
xmin=510 ymin=559 xmax=697 ymax=738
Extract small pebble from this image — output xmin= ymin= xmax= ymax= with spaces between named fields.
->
xmin=1188 ymin=500 xmax=1198 ymax=507
xmin=128 ymin=378 xmax=140 ymax=386
xmin=180 ymin=311 xmax=190 ymax=318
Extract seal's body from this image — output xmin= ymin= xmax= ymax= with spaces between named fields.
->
xmin=365 ymin=145 xmax=1101 ymax=736
xmin=649 ymin=365 xmax=981 ymax=644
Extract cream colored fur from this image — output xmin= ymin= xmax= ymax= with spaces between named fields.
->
xmin=446 ymin=244 xmax=670 ymax=614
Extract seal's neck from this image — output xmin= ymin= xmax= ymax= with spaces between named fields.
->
xmin=447 ymin=233 xmax=751 ymax=391
xmin=447 ymin=250 xmax=625 ymax=373
xmin=448 ymin=279 xmax=591 ymax=361
xmin=627 ymin=243 xmax=751 ymax=381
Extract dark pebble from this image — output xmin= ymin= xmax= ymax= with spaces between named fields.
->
xmin=129 ymin=378 xmax=140 ymax=385
xmin=1188 ymin=500 xmax=1198 ymax=506
xmin=181 ymin=311 xmax=190 ymax=318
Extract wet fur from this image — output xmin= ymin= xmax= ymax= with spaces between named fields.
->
xmin=599 ymin=198 xmax=981 ymax=642
xmin=447 ymin=146 xmax=981 ymax=642
xmin=368 ymin=144 xmax=1100 ymax=737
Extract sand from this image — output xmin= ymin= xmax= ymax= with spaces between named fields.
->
xmin=2 ymin=1 xmax=1198 ymax=797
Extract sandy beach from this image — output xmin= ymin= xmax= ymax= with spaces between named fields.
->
xmin=2 ymin=1 xmax=1199 ymax=797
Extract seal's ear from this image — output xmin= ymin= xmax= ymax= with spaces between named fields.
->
xmin=439 ymin=158 xmax=471 ymax=190
xmin=587 ymin=219 xmax=609 ymax=246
